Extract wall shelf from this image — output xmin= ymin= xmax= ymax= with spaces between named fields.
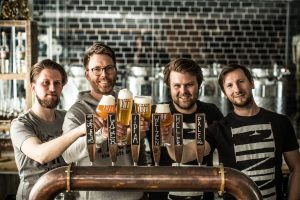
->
xmin=0 ymin=20 xmax=37 ymax=131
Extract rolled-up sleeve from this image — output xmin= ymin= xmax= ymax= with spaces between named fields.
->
xmin=62 ymin=112 xmax=88 ymax=163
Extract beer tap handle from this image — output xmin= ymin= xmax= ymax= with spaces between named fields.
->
xmin=131 ymin=114 xmax=140 ymax=166
xmin=108 ymin=113 xmax=118 ymax=166
xmin=174 ymin=114 xmax=183 ymax=166
xmin=152 ymin=114 xmax=161 ymax=166
xmin=195 ymin=113 xmax=206 ymax=166
xmin=85 ymin=114 xmax=96 ymax=164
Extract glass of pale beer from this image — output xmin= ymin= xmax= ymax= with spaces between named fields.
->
xmin=134 ymin=96 xmax=152 ymax=123
xmin=116 ymin=89 xmax=133 ymax=145
xmin=96 ymin=95 xmax=116 ymax=120
xmin=155 ymin=104 xmax=173 ymax=146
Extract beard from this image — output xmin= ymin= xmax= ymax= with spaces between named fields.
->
xmin=89 ymin=76 xmax=117 ymax=95
xmin=36 ymin=94 xmax=60 ymax=109
xmin=172 ymin=91 xmax=198 ymax=110
xmin=231 ymin=92 xmax=254 ymax=108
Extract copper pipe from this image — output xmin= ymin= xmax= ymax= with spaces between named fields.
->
xmin=29 ymin=165 xmax=262 ymax=200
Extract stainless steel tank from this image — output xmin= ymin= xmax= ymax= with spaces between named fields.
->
xmin=126 ymin=64 xmax=152 ymax=97
xmin=252 ymin=68 xmax=287 ymax=114
xmin=199 ymin=64 xmax=230 ymax=115
xmin=152 ymin=66 xmax=170 ymax=103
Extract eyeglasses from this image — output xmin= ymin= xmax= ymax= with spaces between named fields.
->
xmin=87 ymin=66 xmax=116 ymax=76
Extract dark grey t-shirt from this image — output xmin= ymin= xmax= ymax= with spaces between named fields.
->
xmin=62 ymin=91 xmax=145 ymax=200
xmin=10 ymin=109 xmax=66 ymax=200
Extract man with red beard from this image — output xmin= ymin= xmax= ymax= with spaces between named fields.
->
xmin=62 ymin=42 xmax=147 ymax=200
xmin=172 ymin=64 xmax=300 ymax=200
xmin=147 ymin=58 xmax=223 ymax=200
xmin=10 ymin=59 xmax=96 ymax=200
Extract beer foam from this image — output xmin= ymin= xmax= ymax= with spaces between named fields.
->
xmin=99 ymin=95 xmax=115 ymax=105
xmin=155 ymin=104 xmax=170 ymax=113
xmin=118 ymin=88 xmax=133 ymax=99
xmin=134 ymin=96 xmax=152 ymax=104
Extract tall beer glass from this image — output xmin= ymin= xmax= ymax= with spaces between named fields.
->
xmin=96 ymin=95 xmax=116 ymax=119
xmin=116 ymin=89 xmax=133 ymax=145
xmin=134 ymin=96 xmax=152 ymax=123
xmin=117 ymin=89 xmax=133 ymax=126
xmin=155 ymin=104 xmax=172 ymax=146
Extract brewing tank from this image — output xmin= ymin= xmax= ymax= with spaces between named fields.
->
xmin=126 ymin=64 xmax=152 ymax=97
xmin=200 ymin=65 xmax=231 ymax=115
xmin=252 ymin=68 xmax=287 ymax=114
xmin=152 ymin=66 xmax=170 ymax=103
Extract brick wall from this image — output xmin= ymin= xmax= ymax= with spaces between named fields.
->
xmin=32 ymin=0 xmax=300 ymax=115
xmin=33 ymin=0 xmax=294 ymax=68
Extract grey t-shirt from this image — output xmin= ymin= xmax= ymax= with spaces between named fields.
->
xmin=62 ymin=91 xmax=145 ymax=200
xmin=10 ymin=109 xmax=66 ymax=200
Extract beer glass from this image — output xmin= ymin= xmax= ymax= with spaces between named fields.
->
xmin=116 ymin=88 xmax=133 ymax=145
xmin=96 ymin=95 xmax=116 ymax=120
xmin=155 ymin=104 xmax=173 ymax=146
xmin=134 ymin=96 xmax=152 ymax=123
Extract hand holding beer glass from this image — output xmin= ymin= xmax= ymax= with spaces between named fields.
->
xmin=134 ymin=96 xmax=152 ymax=131
xmin=155 ymin=104 xmax=173 ymax=146
xmin=116 ymin=89 xmax=133 ymax=145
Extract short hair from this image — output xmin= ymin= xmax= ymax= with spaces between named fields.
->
xmin=163 ymin=58 xmax=203 ymax=88
xmin=83 ymin=42 xmax=116 ymax=69
xmin=30 ymin=59 xmax=68 ymax=85
xmin=218 ymin=63 xmax=253 ymax=93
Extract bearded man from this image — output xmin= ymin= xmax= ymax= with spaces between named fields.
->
xmin=10 ymin=59 xmax=96 ymax=200
xmin=147 ymin=58 xmax=224 ymax=200
xmin=61 ymin=43 xmax=147 ymax=200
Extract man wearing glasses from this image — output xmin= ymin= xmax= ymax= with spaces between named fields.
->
xmin=62 ymin=42 xmax=147 ymax=200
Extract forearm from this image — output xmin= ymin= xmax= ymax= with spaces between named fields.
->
xmin=36 ymin=126 xmax=85 ymax=163
xmin=283 ymin=149 xmax=300 ymax=200
xmin=288 ymin=167 xmax=300 ymax=200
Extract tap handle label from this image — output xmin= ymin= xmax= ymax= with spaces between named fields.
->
xmin=195 ymin=113 xmax=205 ymax=146
xmin=85 ymin=114 xmax=95 ymax=145
xmin=152 ymin=113 xmax=161 ymax=147
xmin=131 ymin=114 xmax=140 ymax=145
xmin=174 ymin=114 xmax=183 ymax=146
xmin=108 ymin=113 xmax=117 ymax=145
xmin=85 ymin=114 xmax=95 ymax=162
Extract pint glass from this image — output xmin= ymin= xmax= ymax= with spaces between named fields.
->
xmin=155 ymin=104 xmax=172 ymax=146
xmin=116 ymin=89 xmax=133 ymax=145
xmin=96 ymin=95 xmax=116 ymax=119
xmin=134 ymin=96 xmax=152 ymax=122
xmin=117 ymin=89 xmax=133 ymax=126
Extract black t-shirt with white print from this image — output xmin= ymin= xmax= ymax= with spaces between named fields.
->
xmin=206 ymin=108 xmax=299 ymax=200
xmin=147 ymin=100 xmax=223 ymax=200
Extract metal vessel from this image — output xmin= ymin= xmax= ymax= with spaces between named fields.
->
xmin=126 ymin=64 xmax=152 ymax=97
xmin=252 ymin=67 xmax=288 ymax=114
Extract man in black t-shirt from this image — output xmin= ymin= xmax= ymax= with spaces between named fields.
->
xmin=147 ymin=58 xmax=223 ymax=200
